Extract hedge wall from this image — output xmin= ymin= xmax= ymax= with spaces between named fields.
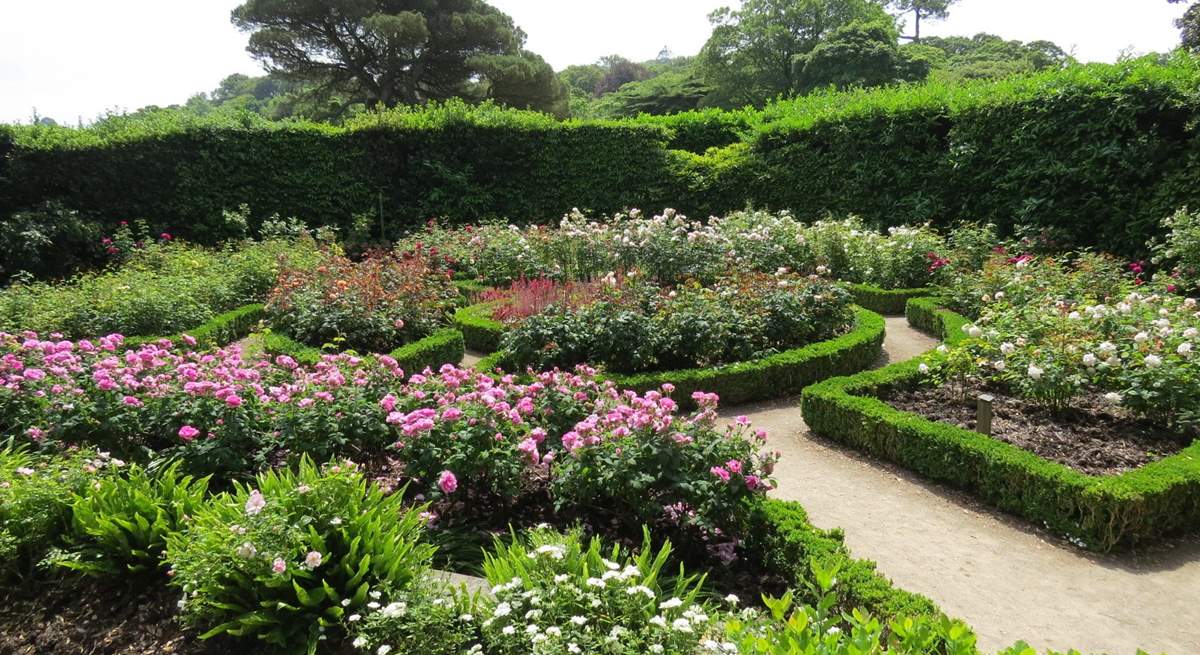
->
xmin=801 ymin=298 xmax=1200 ymax=551
xmin=0 ymin=103 xmax=683 ymax=246
xmin=453 ymin=302 xmax=506 ymax=353
xmin=5 ymin=57 xmax=1200 ymax=264
xmin=847 ymin=284 xmax=934 ymax=316
xmin=747 ymin=55 xmax=1200 ymax=255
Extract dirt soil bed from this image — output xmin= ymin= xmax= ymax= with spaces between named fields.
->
xmin=0 ymin=577 xmax=222 ymax=655
xmin=880 ymin=382 xmax=1192 ymax=476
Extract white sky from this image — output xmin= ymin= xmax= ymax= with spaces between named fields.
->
xmin=0 ymin=0 xmax=1190 ymax=124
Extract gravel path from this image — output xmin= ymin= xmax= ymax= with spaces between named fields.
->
xmin=722 ymin=317 xmax=1200 ymax=655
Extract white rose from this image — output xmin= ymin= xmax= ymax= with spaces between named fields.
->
xmin=1027 ymin=364 xmax=1044 ymax=380
xmin=999 ymin=342 xmax=1015 ymax=355
xmin=1082 ymin=353 xmax=1098 ymax=368
xmin=1103 ymin=392 xmax=1123 ymax=403
xmin=1145 ymin=355 xmax=1163 ymax=368
xmin=1134 ymin=332 xmax=1150 ymax=343
xmin=1178 ymin=343 xmax=1193 ymax=356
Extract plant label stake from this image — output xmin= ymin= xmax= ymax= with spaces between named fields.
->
xmin=976 ymin=394 xmax=994 ymax=436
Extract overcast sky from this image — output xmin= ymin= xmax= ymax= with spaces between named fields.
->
xmin=0 ymin=0 xmax=1189 ymax=124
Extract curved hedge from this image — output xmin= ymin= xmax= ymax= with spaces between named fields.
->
xmin=123 ymin=303 xmax=265 ymax=350
xmin=262 ymin=327 xmax=465 ymax=374
xmin=847 ymin=284 xmax=934 ymax=316
xmin=800 ymin=298 xmax=1200 ymax=551
xmin=453 ymin=302 xmax=505 ymax=353
xmin=464 ymin=306 xmax=885 ymax=405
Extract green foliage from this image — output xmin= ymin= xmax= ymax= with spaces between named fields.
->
xmin=802 ymin=300 xmax=1200 ymax=551
xmin=0 ymin=237 xmax=319 ymax=339
xmin=231 ymin=0 xmax=566 ymax=116
xmin=0 ymin=445 xmax=105 ymax=580
xmin=608 ymin=306 xmax=885 ymax=407
xmin=0 ymin=201 xmax=102 ymax=281
xmin=699 ymin=0 xmax=893 ymax=108
xmin=919 ymin=33 xmax=1070 ymax=83
xmin=478 ymin=527 xmax=719 ymax=654
xmin=794 ymin=19 xmax=930 ymax=94
xmin=846 ymin=284 xmax=933 ymax=314
xmin=52 ymin=462 xmax=208 ymax=577
xmin=165 ymin=457 xmax=435 ymax=654
xmin=752 ymin=54 xmax=1200 ymax=254
xmin=453 ymin=302 xmax=506 ymax=352
xmin=387 ymin=328 xmax=465 ymax=373
xmin=1150 ymin=206 xmax=1200 ymax=289
xmin=346 ymin=583 xmax=476 ymax=655
xmin=723 ymin=558 xmax=977 ymax=654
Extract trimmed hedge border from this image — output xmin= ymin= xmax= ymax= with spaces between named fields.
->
xmin=123 ymin=304 xmax=265 ymax=350
xmin=453 ymin=302 xmax=505 ymax=353
xmin=262 ymin=328 xmax=466 ymax=374
xmin=847 ymin=284 xmax=934 ymax=316
xmin=609 ymin=307 xmax=884 ymax=407
xmin=801 ymin=297 xmax=1200 ymax=551
xmin=746 ymin=498 xmax=947 ymax=626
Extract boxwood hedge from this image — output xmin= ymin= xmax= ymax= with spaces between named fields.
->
xmin=262 ymin=327 xmax=466 ymax=375
xmin=123 ymin=303 xmax=265 ymax=350
xmin=847 ymin=284 xmax=934 ymax=316
xmin=801 ymin=298 xmax=1200 ymax=551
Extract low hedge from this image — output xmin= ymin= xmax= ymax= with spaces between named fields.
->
xmin=261 ymin=327 xmax=466 ymax=375
xmin=801 ymin=298 xmax=1200 ymax=551
xmin=904 ymin=296 xmax=969 ymax=341
xmin=123 ymin=304 xmax=265 ymax=350
xmin=744 ymin=498 xmax=947 ymax=625
xmin=453 ymin=302 xmax=505 ymax=353
xmin=608 ymin=307 xmax=885 ymax=407
xmin=847 ymin=284 xmax=934 ymax=315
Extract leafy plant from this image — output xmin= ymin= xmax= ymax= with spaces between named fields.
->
xmin=51 ymin=462 xmax=208 ymax=577
xmin=165 ymin=457 xmax=435 ymax=654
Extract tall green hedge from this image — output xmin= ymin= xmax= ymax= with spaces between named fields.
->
xmin=745 ymin=55 xmax=1200 ymax=254
xmin=5 ymin=56 xmax=1200 ymax=264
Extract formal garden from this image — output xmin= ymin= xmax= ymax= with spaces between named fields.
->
xmin=5 ymin=11 xmax=1200 ymax=652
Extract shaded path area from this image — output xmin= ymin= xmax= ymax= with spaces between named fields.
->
xmin=721 ymin=317 xmax=1200 ymax=654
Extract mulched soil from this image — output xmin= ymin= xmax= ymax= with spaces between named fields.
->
xmin=880 ymin=382 xmax=1192 ymax=476
xmin=0 ymin=576 xmax=223 ymax=655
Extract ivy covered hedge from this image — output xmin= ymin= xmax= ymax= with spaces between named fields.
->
xmin=801 ymin=299 xmax=1200 ymax=551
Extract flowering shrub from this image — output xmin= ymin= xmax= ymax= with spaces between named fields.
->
xmin=0 ymin=236 xmax=323 ymax=338
xmin=165 ymin=457 xmax=435 ymax=654
xmin=266 ymin=250 xmax=459 ymax=353
xmin=0 ymin=444 xmax=111 ymax=579
xmin=934 ymin=259 xmax=1200 ymax=431
xmin=1150 ymin=207 xmax=1200 ymax=291
xmin=499 ymin=272 xmax=854 ymax=374
xmin=347 ymin=582 xmax=475 ymax=655
xmin=0 ymin=333 xmax=775 ymax=535
xmin=400 ymin=209 xmax=954 ymax=290
xmin=474 ymin=527 xmax=732 ymax=655
xmin=946 ymin=251 xmax=1132 ymax=320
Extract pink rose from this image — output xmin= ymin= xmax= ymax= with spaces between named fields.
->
xmin=271 ymin=558 xmax=287 ymax=574
xmin=178 ymin=425 xmax=200 ymax=441
xmin=710 ymin=466 xmax=731 ymax=483
xmin=225 ymin=394 xmax=243 ymax=407
xmin=438 ymin=470 xmax=458 ymax=494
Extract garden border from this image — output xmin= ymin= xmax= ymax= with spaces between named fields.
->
xmin=122 ymin=304 xmax=266 ymax=350
xmin=846 ymin=284 xmax=934 ymax=316
xmin=261 ymin=328 xmax=466 ymax=374
xmin=800 ymin=297 xmax=1200 ymax=551
xmin=461 ymin=304 xmax=886 ymax=406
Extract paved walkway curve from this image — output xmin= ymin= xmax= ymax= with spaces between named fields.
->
xmin=719 ymin=317 xmax=1200 ymax=655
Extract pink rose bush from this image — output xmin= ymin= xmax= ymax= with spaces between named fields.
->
xmin=0 ymin=332 xmax=776 ymax=533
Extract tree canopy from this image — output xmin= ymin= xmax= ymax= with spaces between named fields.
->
xmin=794 ymin=20 xmax=931 ymax=93
xmin=230 ymin=0 xmax=566 ymax=116
xmin=697 ymin=0 xmax=892 ymax=108
xmin=886 ymin=0 xmax=960 ymax=41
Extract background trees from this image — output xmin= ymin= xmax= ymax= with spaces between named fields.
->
xmin=230 ymin=0 xmax=566 ymax=116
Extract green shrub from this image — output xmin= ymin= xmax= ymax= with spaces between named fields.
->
xmin=51 ymin=462 xmax=208 ymax=577
xmin=0 ymin=445 xmax=107 ymax=579
xmin=477 ymin=527 xmax=721 ymax=655
xmin=266 ymin=251 xmax=459 ymax=353
xmin=0 ymin=237 xmax=320 ymax=339
xmin=0 ymin=200 xmax=102 ymax=281
xmin=165 ymin=457 xmax=435 ymax=654
xmin=346 ymin=582 xmax=475 ymax=655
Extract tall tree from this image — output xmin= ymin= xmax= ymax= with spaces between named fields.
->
xmin=1169 ymin=0 xmax=1200 ymax=51
xmin=794 ymin=19 xmax=930 ymax=93
xmin=698 ymin=0 xmax=891 ymax=107
xmin=230 ymin=0 xmax=565 ymax=115
xmin=886 ymin=0 xmax=960 ymax=41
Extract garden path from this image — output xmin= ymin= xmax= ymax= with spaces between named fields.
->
xmin=720 ymin=317 xmax=1200 ymax=655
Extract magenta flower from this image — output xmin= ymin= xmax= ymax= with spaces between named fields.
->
xmin=225 ymin=394 xmax=243 ymax=407
xmin=725 ymin=459 xmax=743 ymax=474
xmin=438 ymin=470 xmax=458 ymax=494
xmin=710 ymin=466 xmax=731 ymax=483
xmin=178 ymin=425 xmax=200 ymax=441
